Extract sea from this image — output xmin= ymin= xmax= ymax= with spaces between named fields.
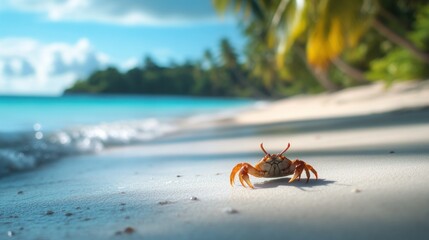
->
xmin=0 ymin=95 xmax=255 ymax=176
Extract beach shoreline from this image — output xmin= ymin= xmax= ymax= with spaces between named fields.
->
xmin=227 ymin=80 xmax=429 ymax=125
xmin=1 ymin=81 xmax=429 ymax=239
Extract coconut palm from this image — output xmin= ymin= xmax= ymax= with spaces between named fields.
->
xmin=213 ymin=0 xmax=346 ymax=91
xmin=213 ymin=0 xmax=429 ymax=91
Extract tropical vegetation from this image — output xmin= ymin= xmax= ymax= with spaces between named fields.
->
xmin=65 ymin=0 xmax=429 ymax=97
xmin=65 ymin=39 xmax=262 ymax=97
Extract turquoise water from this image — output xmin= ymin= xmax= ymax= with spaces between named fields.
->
xmin=0 ymin=95 xmax=254 ymax=176
xmin=0 ymin=95 xmax=252 ymax=132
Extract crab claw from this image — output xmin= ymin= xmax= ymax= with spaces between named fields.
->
xmin=289 ymin=160 xmax=318 ymax=183
xmin=230 ymin=163 xmax=255 ymax=188
xmin=230 ymin=163 xmax=263 ymax=188
xmin=239 ymin=168 xmax=254 ymax=189
xmin=230 ymin=163 xmax=243 ymax=186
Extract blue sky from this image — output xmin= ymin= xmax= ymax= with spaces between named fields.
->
xmin=0 ymin=0 xmax=244 ymax=95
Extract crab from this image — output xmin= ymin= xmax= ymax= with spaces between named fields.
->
xmin=230 ymin=143 xmax=318 ymax=188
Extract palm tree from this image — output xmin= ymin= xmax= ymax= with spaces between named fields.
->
xmin=218 ymin=38 xmax=266 ymax=96
xmin=213 ymin=0 xmax=343 ymax=91
xmin=213 ymin=0 xmax=429 ymax=90
xmin=202 ymin=49 xmax=222 ymax=94
xmin=220 ymin=38 xmax=239 ymax=69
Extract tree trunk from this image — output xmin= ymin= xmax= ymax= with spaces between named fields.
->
xmin=294 ymin=46 xmax=340 ymax=92
xmin=312 ymin=68 xmax=339 ymax=92
xmin=372 ymin=18 xmax=429 ymax=64
xmin=331 ymin=58 xmax=368 ymax=84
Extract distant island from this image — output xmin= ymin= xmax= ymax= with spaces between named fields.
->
xmin=64 ymin=38 xmax=325 ymax=98
xmin=64 ymin=39 xmax=281 ymax=98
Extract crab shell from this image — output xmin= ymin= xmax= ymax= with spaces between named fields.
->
xmin=255 ymin=154 xmax=295 ymax=178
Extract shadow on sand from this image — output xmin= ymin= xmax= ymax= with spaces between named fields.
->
xmin=134 ymin=141 xmax=429 ymax=163
xmin=154 ymin=108 xmax=429 ymax=144
xmin=254 ymin=178 xmax=336 ymax=190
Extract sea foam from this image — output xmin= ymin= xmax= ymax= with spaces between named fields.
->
xmin=0 ymin=118 xmax=176 ymax=176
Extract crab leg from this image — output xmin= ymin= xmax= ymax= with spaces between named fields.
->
xmin=289 ymin=160 xmax=318 ymax=183
xmin=241 ymin=172 xmax=254 ymax=188
xmin=238 ymin=170 xmax=254 ymax=188
xmin=230 ymin=163 xmax=264 ymax=188
xmin=289 ymin=162 xmax=305 ymax=183
xmin=306 ymin=164 xmax=318 ymax=180
xmin=304 ymin=166 xmax=311 ymax=183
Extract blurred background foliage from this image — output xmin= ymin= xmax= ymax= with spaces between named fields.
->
xmin=66 ymin=0 xmax=429 ymax=98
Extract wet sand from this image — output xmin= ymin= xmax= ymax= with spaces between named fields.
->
xmin=1 ymin=107 xmax=429 ymax=239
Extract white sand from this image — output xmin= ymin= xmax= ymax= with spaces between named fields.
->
xmin=232 ymin=80 xmax=429 ymax=125
xmin=1 ymin=82 xmax=429 ymax=239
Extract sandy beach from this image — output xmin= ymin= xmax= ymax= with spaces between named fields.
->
xmin=1 ymin=81 xmax=429 ymax=239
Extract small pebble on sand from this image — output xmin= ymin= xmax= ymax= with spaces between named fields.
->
xmin=190 ymin=196 xmax=198 ymax=201
xmin=352 ymin=188 xmax=362 ymax=193
xmin=158 ymin=200 xmax=173 ymax=205
xmin=124 ymin=227 xmax=135 ymax=234
xmin=223 ymin=207 xmax=238 ymax=214
xmin=46 ymin=210 xmax=54 ymax=215
xmin=176 ymin=175 xmax=182 ymax=178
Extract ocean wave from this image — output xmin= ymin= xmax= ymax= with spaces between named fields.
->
xmin=0 ymin=118 xmax=177 ymax=177
xmin=0 ymin=100 xmax=263 ymax=177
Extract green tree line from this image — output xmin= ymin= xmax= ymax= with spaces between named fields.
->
xmin=65 ymin=39 xmax=266 ymax=97
xmin=66 ymin=0 xmax=429 ymax=97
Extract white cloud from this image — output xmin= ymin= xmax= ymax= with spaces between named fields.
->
xmin=151 ymin=48 xmax=175 ymax=62
xmin=0 ymin=38 xmax=108 ymax=95
xmin=120 ymin=57 xmax=140 ymax=70
xmin=2 ymin=59 xmax=35 ymax=76
xmin=3 ymin=0 xmax=227 ymax=26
